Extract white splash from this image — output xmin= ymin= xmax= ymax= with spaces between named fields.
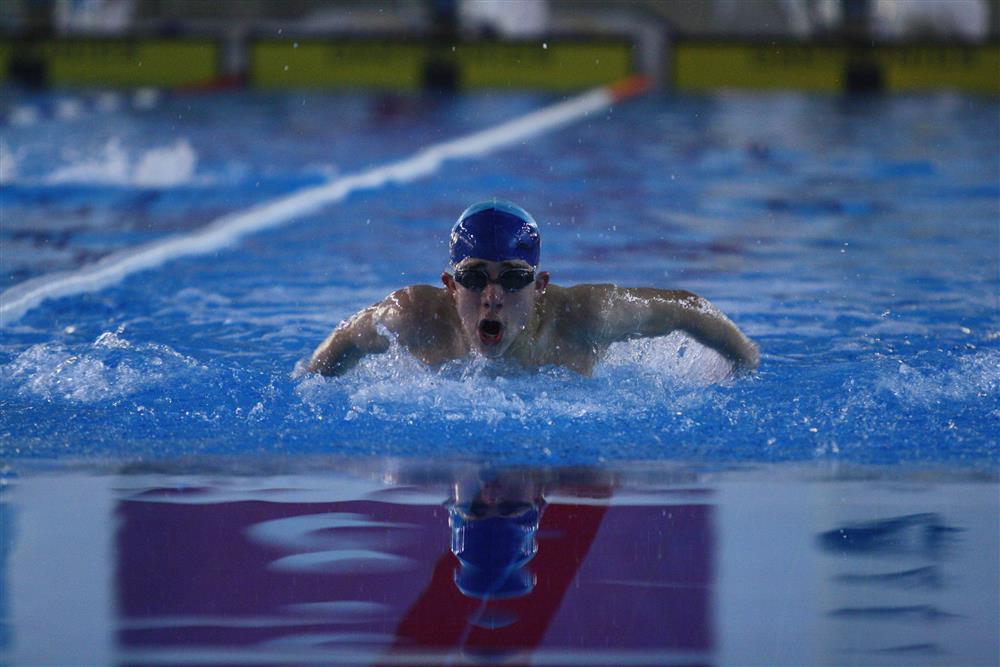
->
xmin=878 ymin=350 xmax=999 ymax=406
xmin=133 ymin=140 xmax=198 ymax=187
xmin=296 ymin=332 xmax=732 ymax=428
xmin=0 ymin=140 xmax=20 ymax=184
xmin=45 ymin=138 xmax=198 ymax=187
xmin=2 ymin=327 xmax=205 ymax=402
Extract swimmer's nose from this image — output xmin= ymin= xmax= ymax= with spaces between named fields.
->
xmin=482 ymin=283 xmax=504 ymax=310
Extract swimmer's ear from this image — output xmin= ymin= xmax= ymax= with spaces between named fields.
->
xmin=535 ymin=271 xmax=550 ymax=292
xmin=442 ymin=272 xmax=457 ymax=294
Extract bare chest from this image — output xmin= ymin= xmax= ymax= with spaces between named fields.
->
xmin=510 ymin=311 xmax=601 ymax=375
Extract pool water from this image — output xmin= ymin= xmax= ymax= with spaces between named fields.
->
xmin=1 ymin=90 xmax=997 ymax=465
xmin=1 ymin=88 xmax=998 ymax=665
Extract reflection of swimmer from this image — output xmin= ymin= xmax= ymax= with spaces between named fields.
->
xmin=386 ymin=464 xmax=616 ymax=663
xmin=448 ymin=469 xmax=545 ymax=599
xmin=309 ymin=200 xmax=758 ymax=376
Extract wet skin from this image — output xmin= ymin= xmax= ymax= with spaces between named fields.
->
xmin=308 ymin=258 xmax=759 ymax=377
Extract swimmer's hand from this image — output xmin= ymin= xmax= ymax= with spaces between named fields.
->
xmin=592 ymin=287 xmax=759 ymax=373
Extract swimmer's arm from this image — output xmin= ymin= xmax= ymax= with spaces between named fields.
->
xmin=590 ymin=286 xmax=759 ymax=371
xmin=307 ymin=304 xmax=391 ymax=376
xmin=308 ymin=286 xmax=451 ymax=376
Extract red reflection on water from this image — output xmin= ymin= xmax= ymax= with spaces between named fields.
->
xmin=116 ymin=488 xmax=713 ymax=660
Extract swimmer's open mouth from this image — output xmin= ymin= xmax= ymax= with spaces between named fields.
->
xmin=478 ymin=319 xmax=504 ymax=346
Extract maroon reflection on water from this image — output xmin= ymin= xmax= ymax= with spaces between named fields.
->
xmin=116 ymin=498 xmax=445 ymax=647
xmin=392 ymin=504 xmax=712 ymax=658
xmin=116 ymin=487 xmax=713 ymax=659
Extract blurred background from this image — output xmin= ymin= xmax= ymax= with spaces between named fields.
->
xmin=1 ymin=0 xmax=997 ymax=94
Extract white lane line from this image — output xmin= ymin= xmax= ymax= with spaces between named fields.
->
xmin=0 ymin=86 xmax=616 ymax=326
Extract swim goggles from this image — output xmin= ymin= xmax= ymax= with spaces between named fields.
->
xmin=453 ymin=268 xmax=535 ymax=292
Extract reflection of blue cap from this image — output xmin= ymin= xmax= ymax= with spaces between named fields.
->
xmin=449 ymin=505 xmax=540 ymax=599
xmin=449 ymin=200 xmax=541 ymax=268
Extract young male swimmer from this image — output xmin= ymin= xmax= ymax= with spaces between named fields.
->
xmin=308 ymin=200 xmax=758 ymax=377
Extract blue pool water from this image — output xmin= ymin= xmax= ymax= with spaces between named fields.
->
xmin=1 ymin=90 xmax=997 ymax=465
xmin=0 ymin=88 xmax=997 ymax=666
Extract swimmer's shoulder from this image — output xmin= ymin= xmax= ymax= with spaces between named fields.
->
xmin=543 ymin=283 xmax=618 ymax=314
xmin=383 ymin=284 xmax=448 ymax=308
xmin=541 ymin=284 xmax=618 ymax=343
xmin=548 ymin=283 xmax=694 ymax=308
xmin=378 ymin=285 xmax=460 ymax=351
xmin=377 ymin=284 xmax=450 ymax=322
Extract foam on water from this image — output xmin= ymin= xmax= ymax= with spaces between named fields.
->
xmin=1 ymin=91 xmax=996 ymax=466
xmin=295 ymin=331 xmax=731 ymax=427
xmin=44 ymin=138 xmax=198 ymax=188
xmin=1 ymin=137 xmax=340 ymax=192
xmin=2 ymin=325 xmax=206 ymax=403
xmin=877 ymin=350 xmax=999 ymax=408
xmin=0 ymin=139 xmax=20 ymax=183
xmin=1 ymin=323 xmax=996 ymax=464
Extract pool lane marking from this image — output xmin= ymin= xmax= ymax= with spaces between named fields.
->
xmin=0 ymin=76 xmax=649 ymax=326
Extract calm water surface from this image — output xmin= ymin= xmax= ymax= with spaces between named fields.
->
xmin=1 ymin=459 xmax=997 ymax=666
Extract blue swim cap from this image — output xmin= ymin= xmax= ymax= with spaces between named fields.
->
xmin=449 ymin=505 xmax=540 ymax=599
xmin=449 ymin=200 xmax=540 ymax=268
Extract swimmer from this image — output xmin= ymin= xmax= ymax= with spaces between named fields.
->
xmin=308 ymin=200 xmax=759 ymax=376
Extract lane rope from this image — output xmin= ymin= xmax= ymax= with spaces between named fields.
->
xmin=1 ymin=76 xmax=649 ymax=326
xmin=0 ymin=88 xmax=164 ymax=128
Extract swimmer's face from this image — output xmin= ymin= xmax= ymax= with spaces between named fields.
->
xmin=442 ymin=258 xmax=549 ymax=358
